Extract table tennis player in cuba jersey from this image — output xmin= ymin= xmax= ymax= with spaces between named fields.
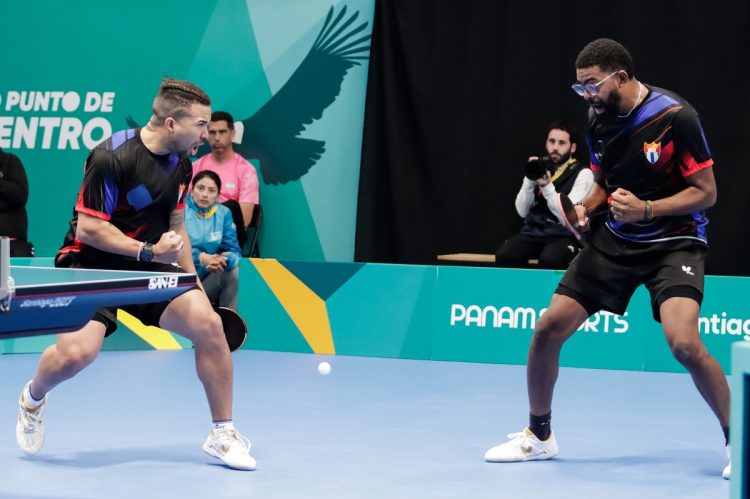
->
xmin=485 ymin=38 xmax=731 ymax=480
xmin=15 ymin=78 xmax=256 ymax=471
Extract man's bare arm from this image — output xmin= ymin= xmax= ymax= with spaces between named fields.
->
xmin=76 ymin=213 xmax=142 ymax=258
xmin=239 ymin=202 xmax=255 ymax=228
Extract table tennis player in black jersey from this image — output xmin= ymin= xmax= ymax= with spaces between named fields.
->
xmin=484 ymin=38 xmax=731 ymax=480
xmin=15 ymin=78 xmax=256 ymax=470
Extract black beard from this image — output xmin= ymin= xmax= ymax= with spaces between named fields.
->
xmin=602 ymin=89 xmax=623 ymax=115
xmin=590 ymin=89 xmax=623 ymax=118
xmin=553 ymin=151 xmax=572 ymax=167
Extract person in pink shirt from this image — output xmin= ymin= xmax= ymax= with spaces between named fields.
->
xmin=192 ymin=111 xmax=259 ymax=246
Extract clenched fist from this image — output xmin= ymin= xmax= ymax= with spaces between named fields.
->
xmin=610 ymin=188 xmax=646 ymax=223
xmin=153 ymin=231 xmax=184 ymax=263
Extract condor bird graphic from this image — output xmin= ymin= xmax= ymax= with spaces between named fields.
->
xmin=130 ymin=7 xmax=371 ymax=185
xmin=238 ymin=6 xmax=370 ymax=184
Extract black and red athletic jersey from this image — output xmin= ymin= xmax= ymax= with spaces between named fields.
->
xmin=58 ymin=128 xmax=192 ymax=266
xmin=586 ymin=85 xmax=713 ymax=244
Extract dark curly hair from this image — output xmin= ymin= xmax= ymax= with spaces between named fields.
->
xmin=575 ymin=38 xmax=634 ymax=78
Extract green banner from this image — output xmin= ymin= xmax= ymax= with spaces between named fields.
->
xmin=434 ymin=267 xmax=746 ymax=373
xmin=2 ymin=0 xmax=373 ymax=262
xmin=4 ymin=259 xmax=746 ymax=375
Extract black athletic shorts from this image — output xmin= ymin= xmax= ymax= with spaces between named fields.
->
xmin=556 ymin=228 xmax=706 ymax=322
xmin=55 ymin=252 xmax=197 ymax=336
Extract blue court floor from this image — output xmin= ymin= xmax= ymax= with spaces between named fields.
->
xmin=0 ymin=350 xmax=730 ymax=498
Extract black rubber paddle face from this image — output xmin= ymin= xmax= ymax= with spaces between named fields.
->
xmin=215 ymin=306 xmax=247 ymax=352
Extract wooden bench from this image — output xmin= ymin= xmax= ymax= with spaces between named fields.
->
xmin=437 ymin=253 xmax=538 ymax=267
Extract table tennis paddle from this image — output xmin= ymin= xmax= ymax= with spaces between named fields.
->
xmin=215 ymin=306 xmax=247 ymax=352
xmin=555 ymin=192 xmax=582 ymax=241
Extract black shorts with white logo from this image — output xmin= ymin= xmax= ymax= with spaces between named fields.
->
xmin=56 ymin=253 xmax=197 ymax=336
xmin=556 ymin=228 xmax=706 ymax=322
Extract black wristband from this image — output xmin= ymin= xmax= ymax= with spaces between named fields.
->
xmin=139 ymin=242 xmax=154 ymax=262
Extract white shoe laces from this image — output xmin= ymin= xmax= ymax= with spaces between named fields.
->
xmin=215 ymin=428 xmax=250 ymax=452
xmin=20 ymin=400 xmax=45 ymax=433
xmin=506 ymin=430 xmax=537 ymax=453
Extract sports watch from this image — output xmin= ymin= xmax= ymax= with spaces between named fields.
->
xmin=139 ymin=242 xmax=155 ymax=263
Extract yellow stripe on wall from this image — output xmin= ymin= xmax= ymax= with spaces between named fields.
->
xmin=117 ymin=310 xmax=184 ymax=350
xmin=251 ymin=259 xmax=335 ymax=354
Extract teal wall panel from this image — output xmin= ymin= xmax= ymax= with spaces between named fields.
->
xmin=2 ymin=0 xmax=373 ymax=263
xmin=238 ymin=259 xmax=314 ymax=354
xmin=326 ymin=264 xmax=435 ymax=359
xmin=4 ymin=259 xmax=747 ymax=376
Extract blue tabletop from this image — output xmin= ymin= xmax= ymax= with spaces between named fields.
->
xmin=2 ymin=266 xmax=197 ymax=338
xmin=11 ymin=266 xmax=183 ymax=288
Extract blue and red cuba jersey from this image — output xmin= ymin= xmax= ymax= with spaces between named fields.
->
xmin=586 ymin=85 xmax=713 ymax=244
xmin=57 ymin=128 xmax=192 ymax=266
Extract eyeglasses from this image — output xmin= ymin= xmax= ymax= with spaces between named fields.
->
xmin=571 ymin=71 xmax=619 ymax=96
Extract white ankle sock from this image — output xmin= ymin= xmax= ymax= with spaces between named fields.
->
xmin=212 ymin=420 xmax=234 ymax=431
xmin=24 ymin=382 xmax=44 ymax=408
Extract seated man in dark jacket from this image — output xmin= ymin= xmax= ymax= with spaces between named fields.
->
xmin=495 ymin=121 xmax=592 ymax=269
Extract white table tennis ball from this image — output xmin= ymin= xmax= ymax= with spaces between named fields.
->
xmin=318 ymin=361 xmax=331 ymax=375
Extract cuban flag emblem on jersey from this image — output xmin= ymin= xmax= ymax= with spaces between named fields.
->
xmin=643 ymin=141 xmax=661 ymax=164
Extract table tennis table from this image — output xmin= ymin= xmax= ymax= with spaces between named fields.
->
xmin=0 ymin=237 xmax=196 ymax=339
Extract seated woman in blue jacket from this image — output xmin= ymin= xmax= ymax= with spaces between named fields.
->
xmin=186 ymin=170 xmax=242 ymax=310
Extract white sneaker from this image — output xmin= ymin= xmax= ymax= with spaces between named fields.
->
xmin=16 ymin=381 xmax=47 ymax=455
xmin=723 ymin=444 xmax=731 ymax=480
xmin=203 ymin=426 xmax=256 ymax=470
xmin=485 ymin=427 xmax=558 ymax=462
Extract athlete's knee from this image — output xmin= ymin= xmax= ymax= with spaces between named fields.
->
xmin=670 ymin=339 xmax=706 ymax=368
xmin=532 ymin=313 xmax=569 ymax=347
xmin=191 ymin=309 xmax=225 ymax=345
xmin=58 ymin=342 xmax=99 ymax=373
